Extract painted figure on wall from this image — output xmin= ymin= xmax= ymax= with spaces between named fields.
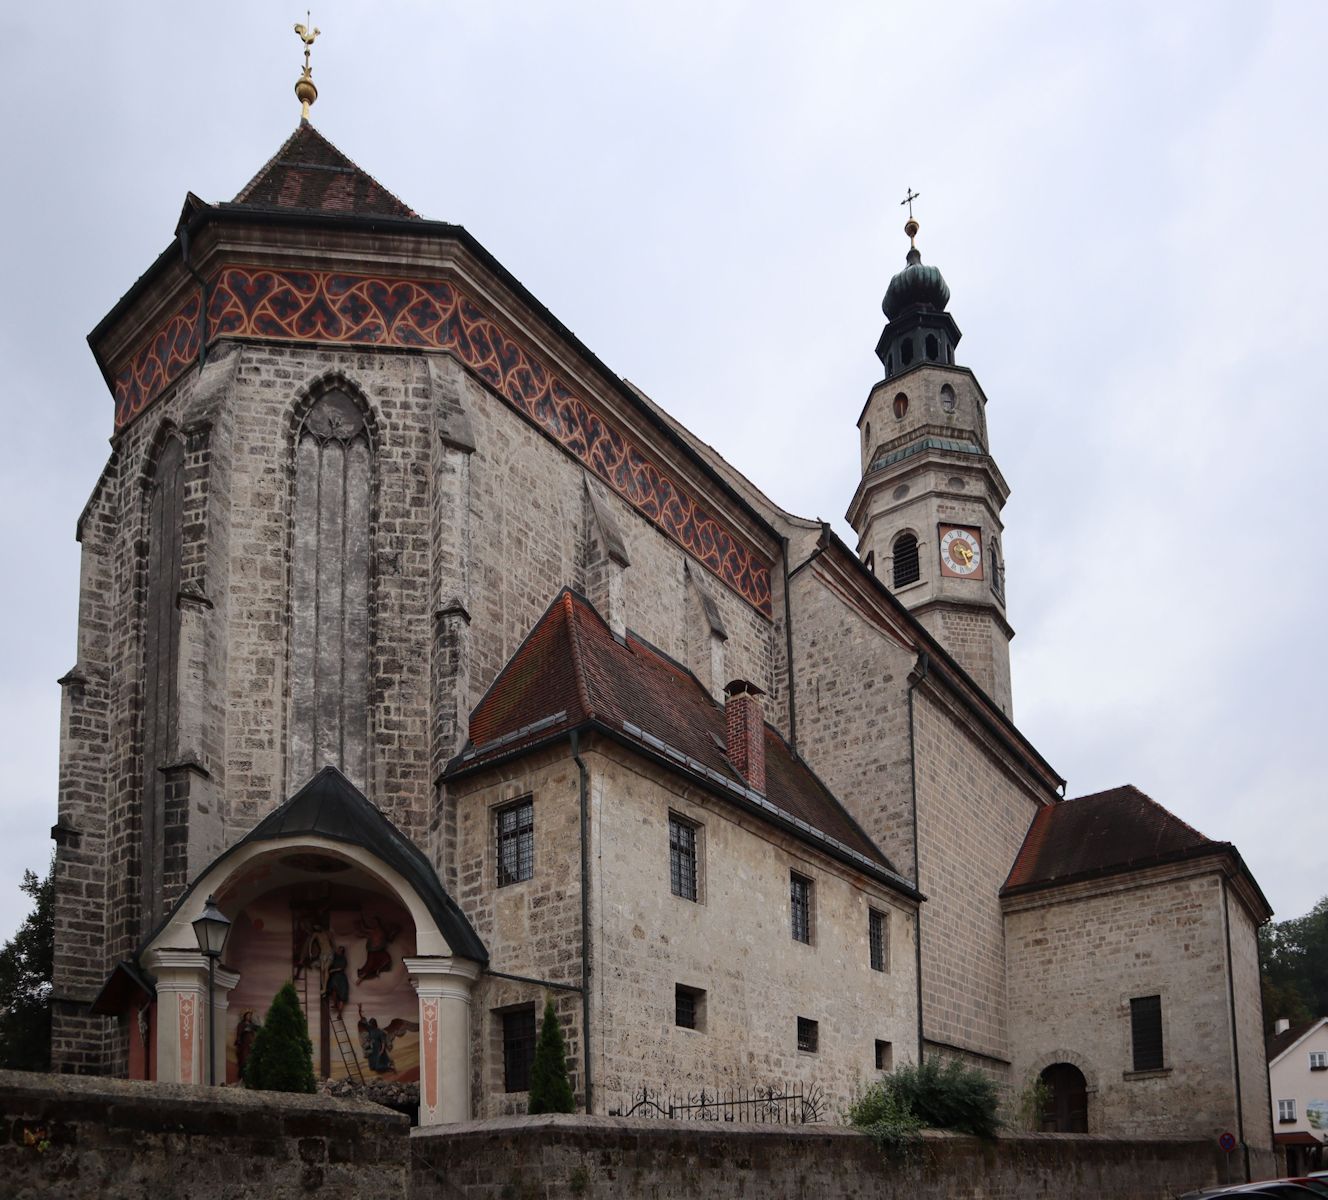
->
xmin=325 ymin=945 xmax=350 ymax=1017
xmin=235 ymin=1010 xmax=261 ymax=1076
xmin=292 ymin=910 xmax=330 ymax=984
xmin=355 ymin=914 xmax=399 ymax=981
xmin=357 ymin=1004 xmax=418 ymax=1074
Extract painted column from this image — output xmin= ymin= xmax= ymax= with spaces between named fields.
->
xmin=406 ymin=956 xmax=481 ymax=1125
xmin=209 ymin=965 xmax=241 ymax=1085
xmin=143 ymin=948 xmax=209 ymax=1085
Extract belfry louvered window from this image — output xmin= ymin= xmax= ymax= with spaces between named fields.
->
xmin=288 ymin=390 xmax=371 ymax=789
xmin=893 ymin=533 xmax=920 ymax=588
xmin=1130 ymin=995 xmax=1164 ymax=1072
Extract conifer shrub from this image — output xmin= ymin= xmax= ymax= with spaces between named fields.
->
xmin=243 ymin=980 xmax=316 ymax=1094
xmin=527 ymin=998 xmax=575 ymax=1114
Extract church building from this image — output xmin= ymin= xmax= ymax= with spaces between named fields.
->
xmin=50 ymin=57 xmax=1274 ymax=1173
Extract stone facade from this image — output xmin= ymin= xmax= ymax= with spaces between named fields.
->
xmin=1003 ymin=860 xmax=1275 ymax=1173
xmin=448 ymin=738 xmax=918 ymax=1119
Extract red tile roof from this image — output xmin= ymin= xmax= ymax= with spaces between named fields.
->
xmin=1002 ymin=784 xmax=1224 ymax=895
xmin=451 ymin=589 xmax=900 ymax=879
xmin=228 ymin=122 xmax=418 ymax=219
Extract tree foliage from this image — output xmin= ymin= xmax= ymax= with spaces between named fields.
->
xmin=1259 ymin=894 xmax=1328 ymax=1035
xmin=527 ymin=998 xmax=575 ymax=1114
xmin=243 ymin=981 xmax=315 ymax=1093
xmin=0 ymin=857 xmax=54 ymax=1072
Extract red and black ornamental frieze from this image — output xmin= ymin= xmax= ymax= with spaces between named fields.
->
xmin=111 ymin=266 xmax=773 ymax=617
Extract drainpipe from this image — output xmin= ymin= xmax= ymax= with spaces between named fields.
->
xmin=571 ymin=730 xmax=593 ymax=1114
xmin=1221 ymin=876 xmax=1249 ymax=1181
xmin=907 ymin=651 xmax=929 ymax=1067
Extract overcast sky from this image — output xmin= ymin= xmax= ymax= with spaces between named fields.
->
xmin=1 ymin=1 xmax=1324 ymax=944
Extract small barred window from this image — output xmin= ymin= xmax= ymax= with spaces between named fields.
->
xmin=496 ymin=798 xmax=534 ymax=887
xmin=670 ymin=815 xmax=699 ymax=901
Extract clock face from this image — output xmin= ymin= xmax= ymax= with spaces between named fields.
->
xmin=938 ymin=525 xmax=984 ymax=579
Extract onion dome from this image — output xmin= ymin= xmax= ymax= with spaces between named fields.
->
xmin=882 ymin=218 xmax=950 ymax=319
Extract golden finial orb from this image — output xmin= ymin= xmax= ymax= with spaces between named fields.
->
xmin=904 ymin=218 xmax=920 ymax=247
xmin=293 ymin=14 xmax=321 ymax=121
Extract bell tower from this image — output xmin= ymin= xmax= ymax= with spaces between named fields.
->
xmin=846 ymin=207 xmax=1013 ymax=715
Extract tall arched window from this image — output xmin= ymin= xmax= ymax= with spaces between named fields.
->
xmin=288 ymin=391 xmax=372 ymax=788
xmin=892 ymin=532 xmax=920 ymax=588
xmin=141 ymin=436 xmax=185 ymax=928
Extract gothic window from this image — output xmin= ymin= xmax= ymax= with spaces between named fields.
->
xmin=141 ymin=436 xmax=185 ymax=929
xmin=288 ymin=390 xmax=371 ymax=789
xmin=893 ymin=533 xmax=920 ymax=588
xmin=496 ymin=798 xmax=535 ymax=887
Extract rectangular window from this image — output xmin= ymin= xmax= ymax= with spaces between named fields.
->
xmin=1311 ymin=1051 xmax=1328 ymax=1071
xmin=501 ymin=1006 xmax=537 ymax=1092
xmin=675 ymin=984 xmax=705 ymax=1031
xmin=791 ymin=873 xmax=812 ymax=944
xmin=669 ymin=815 xmax=699 ymax=901
xmin=1129 ymin=995 xmax=1164 ymax=1072
xmin=1278 ymin=1099 xmax=1298 ymax=1123
xmin=869 ymin=908 xmax=888 ymax=972
xmin=496 ymin=798 xmax=534 ymax=887
xmin=797 ymin=1017 xmax=818 ymax=1054
xmin=875 ymin=1040 xmax=893 ymax=1071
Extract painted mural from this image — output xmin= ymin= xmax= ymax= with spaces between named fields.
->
xmin=224 ymin=881 xmax=419 ymax=1085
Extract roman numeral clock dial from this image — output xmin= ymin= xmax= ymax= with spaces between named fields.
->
xmin=939 ymin=525 xmax=984 ymax=579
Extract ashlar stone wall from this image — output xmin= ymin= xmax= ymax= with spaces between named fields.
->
xmin=1003 ymin=861 xmax=1271 ymax=1164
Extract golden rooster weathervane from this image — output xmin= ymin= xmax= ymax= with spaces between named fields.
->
xmin=294 ymin=13 xmax=321 ymax=121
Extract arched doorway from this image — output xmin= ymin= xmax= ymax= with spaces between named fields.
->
xmin=1040 ymin=1062 xmax=1089 ymax=1132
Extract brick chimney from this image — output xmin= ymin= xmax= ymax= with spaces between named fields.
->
xmin=724 ymin=679 xmax=766 ymax=793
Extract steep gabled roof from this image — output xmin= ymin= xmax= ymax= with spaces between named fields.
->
xmin=1002 ymin=784 xmax=1227 ymax=896
xmin=227 ymin=122 xmax=418 ymax=219
xmin=449 ymin=589 xmax=907 ymax=887
xmin=1267 ymin=1016 xmax=1328 ymax=1066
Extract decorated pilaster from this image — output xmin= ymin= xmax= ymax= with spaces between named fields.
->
xmin=406 ymin=957 xmax=482 ymax=1125
xmin=142 ymin=949 xmax=209 ymax=1085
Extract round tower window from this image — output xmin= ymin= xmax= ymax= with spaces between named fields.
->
xmin=893 ymin=393 xmax=909 ymax=420
xmin=892 ymin=484 xmax=910 ymax=501
xmin=940 ymin=384 xmax=957 ymax=413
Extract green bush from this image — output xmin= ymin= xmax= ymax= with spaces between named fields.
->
xmin=848 ymin=1055 xmax=1001 ymax=1155
xmin=527 ymin=998 xmax=575 ymax=1114
xmin=243 ymin=980 xmax=316 ymax=1093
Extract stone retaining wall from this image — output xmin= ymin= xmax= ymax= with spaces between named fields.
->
xmin=0 ymin=1069 xmax=408 ymax=1200
xmin=411 ymin=1113 xmax=1223 ymax=1200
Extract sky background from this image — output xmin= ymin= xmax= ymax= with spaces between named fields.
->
xmin=1 ymin=1 xmax=1325 ymax=943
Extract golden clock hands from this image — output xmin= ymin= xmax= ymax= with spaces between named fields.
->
xmin=953 ymin=543 xmax=973 ymax=565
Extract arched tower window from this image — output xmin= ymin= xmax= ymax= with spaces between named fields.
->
xmin=892 ymin=532 xmax=920 ymax=588
xmin=925 ymin=334 xmax=939 ymax=361
xmin=990 ymin=542 xmax=1004 ymax=598
xmin=900 ymin=338 xmax=914 ymax=367
xmin=141 ymin=436 xmax=185 ymax=929
xmin=288 ymin=390 xmax=372 ymax=789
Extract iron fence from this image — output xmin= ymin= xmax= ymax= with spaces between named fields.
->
xmin=611 ymin=1082 xmax=825 ymax=1124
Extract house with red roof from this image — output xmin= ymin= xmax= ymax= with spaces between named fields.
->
xmin=1267 ymin=1016 xmax=1328 ymax=1174
xmin=53 ymin=95 xmax=1273 ymax=1174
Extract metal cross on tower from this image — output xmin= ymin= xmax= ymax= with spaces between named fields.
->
xmin=900 ymin=188 xmax=921 ymax=219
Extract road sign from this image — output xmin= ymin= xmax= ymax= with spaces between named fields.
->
xmin=1218 ymin=1132 xmax=1237 ymax=1153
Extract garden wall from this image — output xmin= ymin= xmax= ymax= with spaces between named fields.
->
xmin=0 ymin=1069 xmax=408 ymax=1199
xmin=411 ymin=1113 xmax=1225 ymax=1200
